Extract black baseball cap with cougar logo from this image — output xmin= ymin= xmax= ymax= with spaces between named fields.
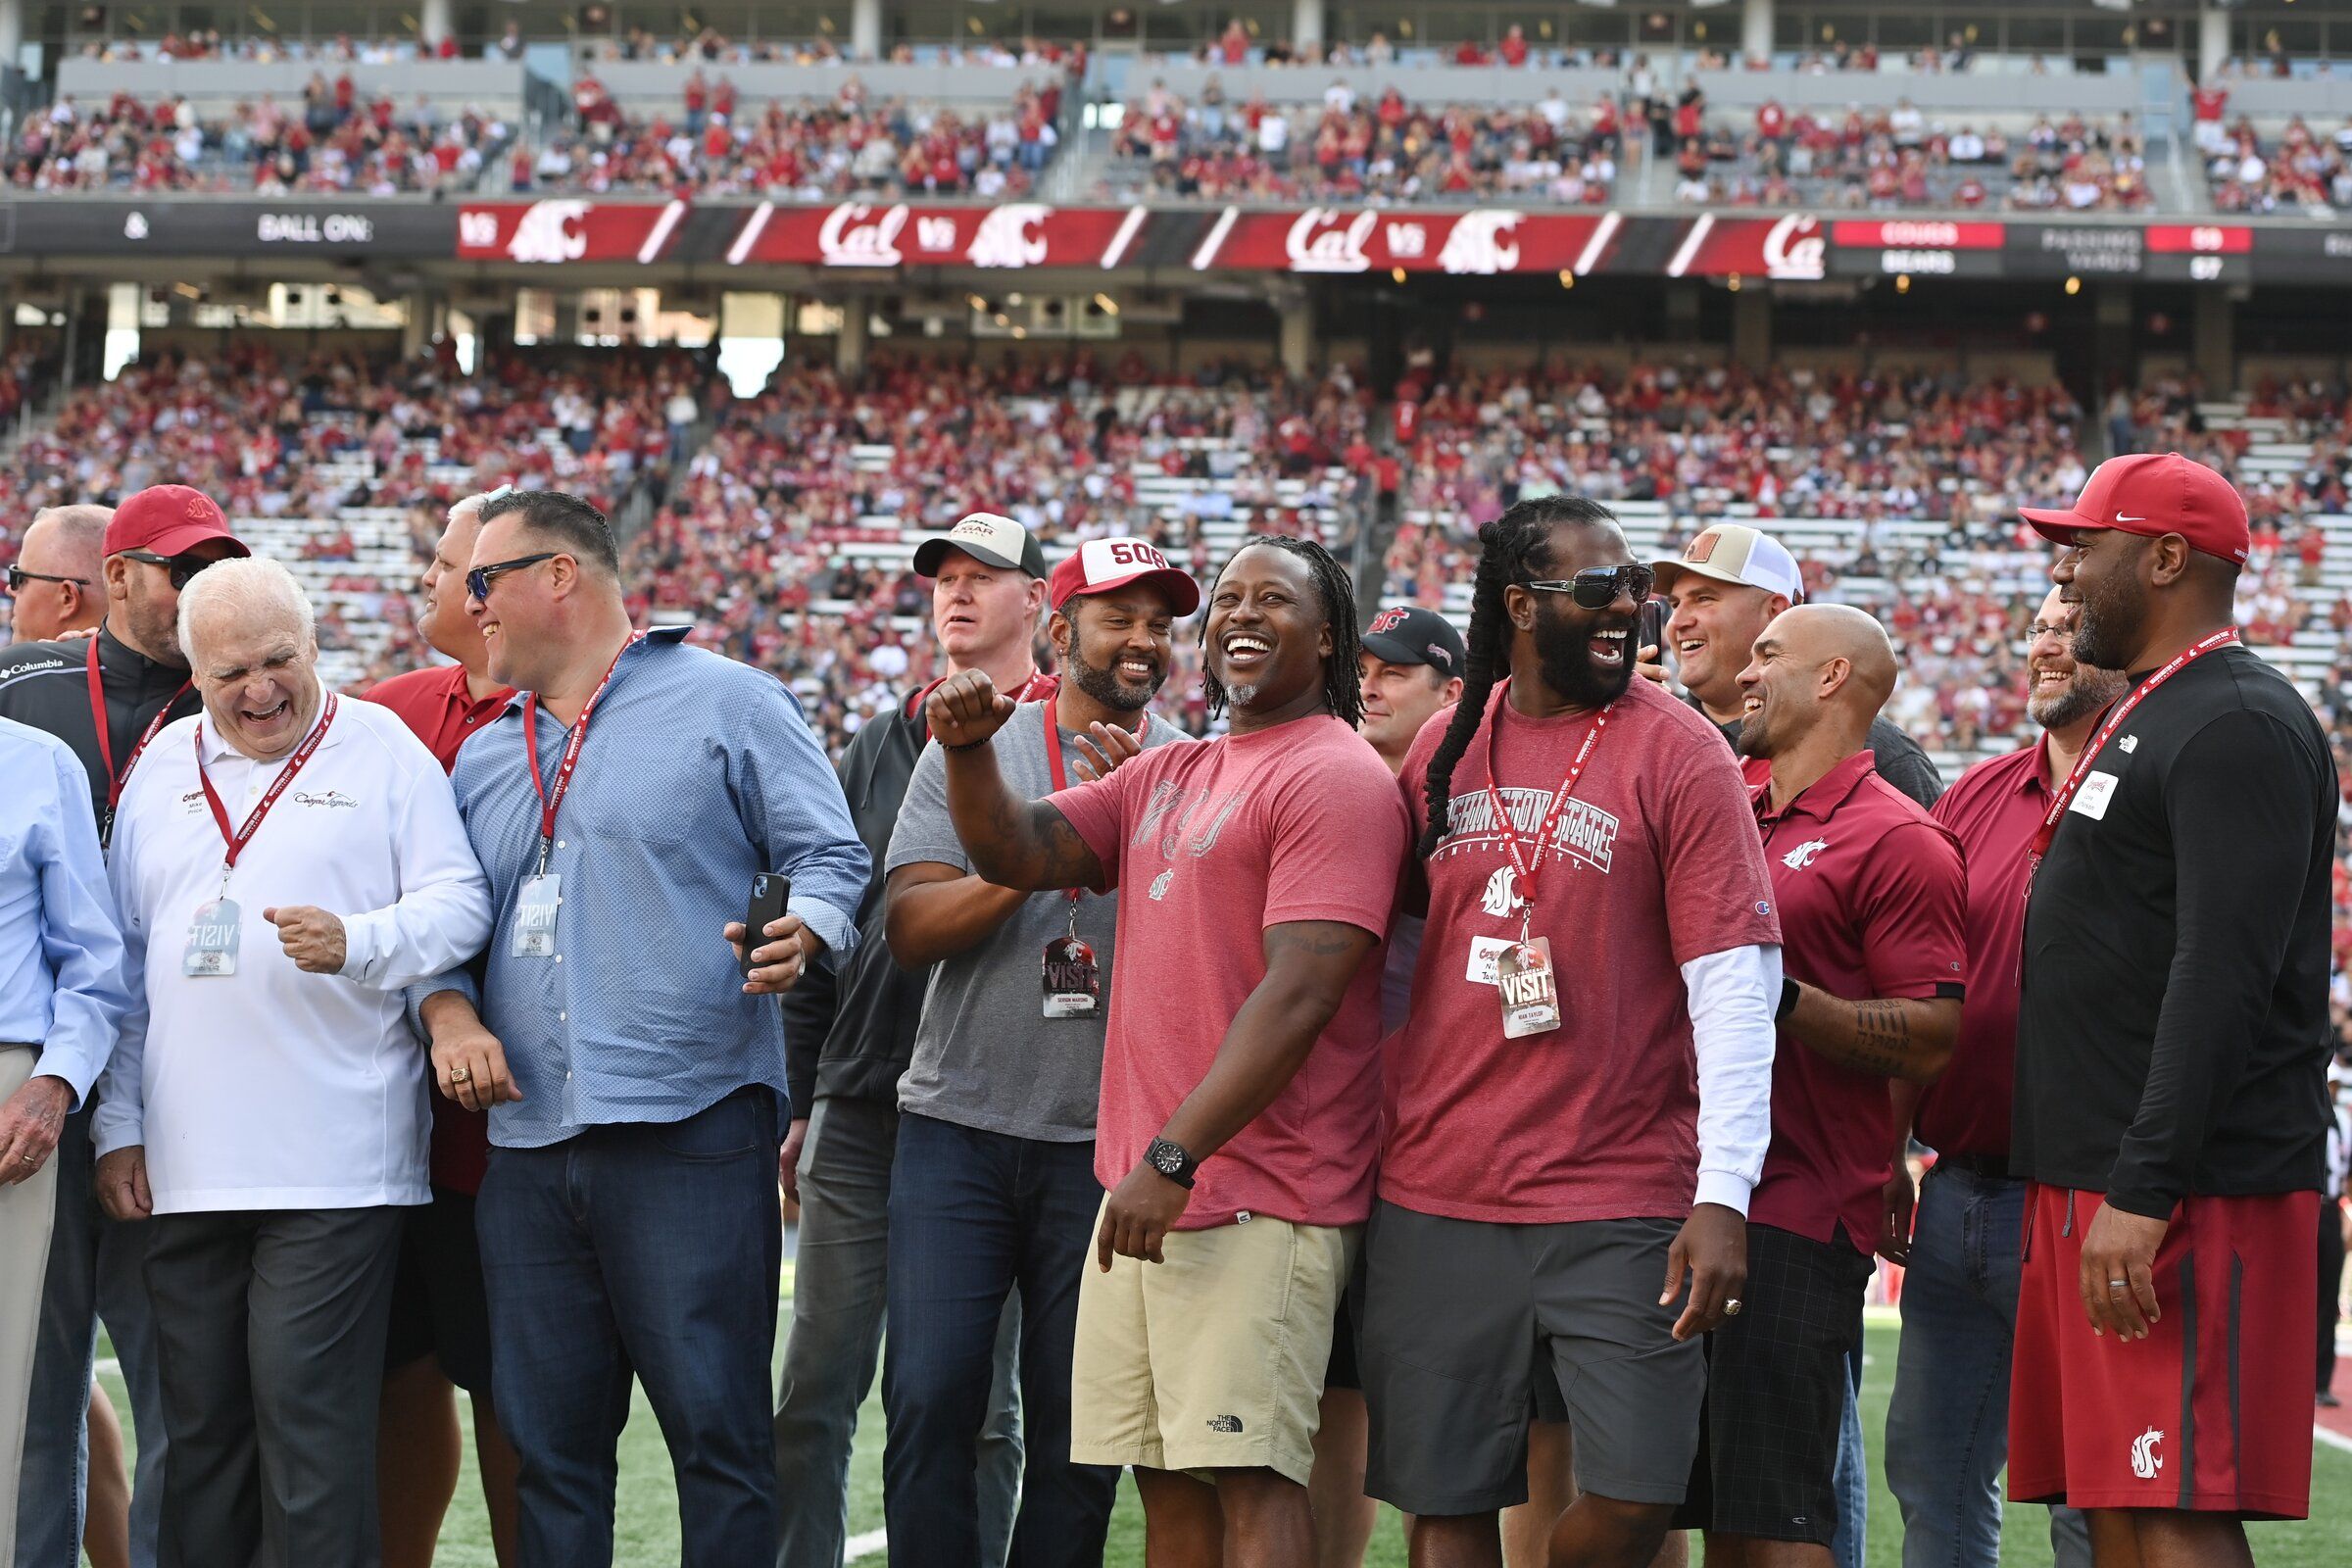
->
xmin=1360 ymin=604 xmax=1466 ymax=680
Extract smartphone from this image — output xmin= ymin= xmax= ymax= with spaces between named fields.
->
xmin=743 ymin=872 xmax=792 ymax=978
xmin=1637 ymin=596 xmax=1668 ymax=663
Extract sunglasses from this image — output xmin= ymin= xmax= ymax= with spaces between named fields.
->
xmin=6 ymin=564 xmax=91 ymax=593
xmin=1523 ymin=564 xmax=1657 ymax=611
xmin=120 ymin=550 xmax=219 ymax=590
xmin=466 ymin=552 xmax=561 ymax=603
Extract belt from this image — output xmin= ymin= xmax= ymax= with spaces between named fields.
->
xmin=1934 ymin=1152 xmax=2015 ymax=1180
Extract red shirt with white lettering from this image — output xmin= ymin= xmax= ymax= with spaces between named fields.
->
xmin=1050 ymin=713 xmax=1407 ymax=1230
xmin=368 ymin=662 xmax=514 ymax=1196
xmin=1753 ymin=751 xmax=1968 ymax=1251
xmin=1383 ymin=677 xmax=1782 ymax=1225
xmin=1915 ymin=739 xmax=2052 ymax=1159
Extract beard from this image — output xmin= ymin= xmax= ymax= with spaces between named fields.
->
xmin=1533 ymin=606 xmax=1637 ymax=711
xmin=2069 ymin=565 xmax=2146 ymax=672
xmin=1065 ymin=638 xmax=1159 ymax=712
xmin=2029 ymin=667 xmax=2128 ymax=732
xmin=1734 ymin=708 xmax=1774 ymax=759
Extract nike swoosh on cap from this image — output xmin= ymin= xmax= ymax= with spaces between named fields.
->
xmin=2115 ymin=514 xmax=2146 ymax=521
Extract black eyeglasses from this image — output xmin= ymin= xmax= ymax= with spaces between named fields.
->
xmin=466 ymin=552 xmax=561 ymax=603
xmin=120 ymin=550 xmax=217 ymax=591
xmin=6 ymin=564 xmax=91 ymax=593
xmin=1524 ymin=564 xmax=1657 ymax=611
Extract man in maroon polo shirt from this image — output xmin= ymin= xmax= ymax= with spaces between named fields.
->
xmin=1675 ymin=604 xmax=1966 ymax=1568
xmin=1881 ymin=586 xmax=2112 ymax=1568
xmin=365 ymin=489 xmax=519 ymax=1568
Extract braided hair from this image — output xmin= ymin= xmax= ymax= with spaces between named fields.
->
xmin=1200 ymin=534 xmax=1364 ymax=728
xmin=1417 ymin=495 xmax=1622 ymax=858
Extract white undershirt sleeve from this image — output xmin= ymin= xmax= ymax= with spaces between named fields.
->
xmin=1680 ymin=942 xmax=1781 ymax=1216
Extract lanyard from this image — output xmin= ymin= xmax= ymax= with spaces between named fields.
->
xmin=520 ymin=631 xmax=644 ymax=875
xmin=2030 ymin=626 xmax=2237 ymax=863
xmin=1040 ymin=699 xmax=1146 ymax=911
xmin=1481 ymin=680 xmax=1613 ymax=937
xmin=193 ymin=693 xmax=338 ymax=889
xmin=88 ymin=635 xmax=191 ymax=819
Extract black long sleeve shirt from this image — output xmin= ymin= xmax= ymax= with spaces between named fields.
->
xmin=2015 ymin=645 xmax=2336 ymax=1216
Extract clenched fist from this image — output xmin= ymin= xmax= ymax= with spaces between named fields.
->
xmin=924 ymin=669 xmax=1019 ymax=750
xmin=265 ymin=905 xmax=347 ymax=973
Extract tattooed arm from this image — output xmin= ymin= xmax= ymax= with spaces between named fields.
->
xmin=1096 ymin=919 xmax=1379 ymax=1265
xmin=929 ymin=669 xmax=1106 ymax=893
xmin=1783 ymin=988 xmax=1960 ymax=1084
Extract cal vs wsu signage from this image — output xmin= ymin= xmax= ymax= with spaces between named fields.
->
xmin=724 ymin=201 xmax=1150 ymax=269
xmin=1186 ymin=206 xmax=1620 ymax=275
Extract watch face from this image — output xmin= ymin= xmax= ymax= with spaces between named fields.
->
xmin=1151 ymin=1143 xmax=1182 ymax=1175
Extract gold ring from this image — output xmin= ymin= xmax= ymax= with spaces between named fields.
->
xmin=450 ymin=1066 xmax=473 ymax=1084
xmin=1724 ymin=1298 xmax=1743 ymax=1316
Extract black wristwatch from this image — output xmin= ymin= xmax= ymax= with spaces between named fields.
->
xmin=1145 ymin=1137 xmax=1198 ymax=1190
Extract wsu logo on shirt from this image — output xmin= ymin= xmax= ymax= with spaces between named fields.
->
xmin=2130 ymin=1428 xmax=2164 ymax=1480
xmin=1435 ymin=787 xmax=1620 ymax=876
xmin=1131 ymin=782 xmax=1249 ymax=860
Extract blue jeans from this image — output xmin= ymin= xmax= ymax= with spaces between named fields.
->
xmin=883 ymin=1113 xmax=1115 ymax=1568
xmin=16 ymin=1105 xmax=167 ymax=1568
xmin=1885 ymin=1164 xmax=2092 ymax=1568
xmin=1831 ymin=1346 xmax=1865 ymax=1568
xmin=478 ymin=1087 xmax=784 ymax=1568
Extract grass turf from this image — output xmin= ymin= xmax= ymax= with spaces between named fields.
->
xmin=94 ymin=1303 xmax=2351 ymax=1566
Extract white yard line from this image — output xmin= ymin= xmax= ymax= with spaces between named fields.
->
xmin=845 ymin=1527 xmax=889 ymax=1560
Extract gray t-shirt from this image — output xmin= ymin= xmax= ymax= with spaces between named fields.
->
xmin=885 ymin=700 xmax=1190 ymax=1142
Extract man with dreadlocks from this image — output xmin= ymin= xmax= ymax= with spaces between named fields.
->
xmin=1361 ymin=496 xmax=1782 ymax=1568
xmin=927 ymin=535 xmax=1407 ymax=1565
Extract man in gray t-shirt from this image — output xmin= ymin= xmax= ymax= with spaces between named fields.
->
xmin=875 ymin=537 xmax=1199 ymax=1568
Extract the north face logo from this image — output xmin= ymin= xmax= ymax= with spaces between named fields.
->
xmin=1368 ymin=607 xmax=1410 ymax=636
xmin=1206 ymin=1414 xmax=1245 ymax=1434
xmin=2131 ymin=1428 xmax=2164 ymax=1480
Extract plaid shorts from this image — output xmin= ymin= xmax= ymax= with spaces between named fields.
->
xmin=1673 ymin=1222 xmax=1875 ymax=1544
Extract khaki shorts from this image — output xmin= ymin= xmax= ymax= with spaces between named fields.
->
xmin=1070 ymin=1200 xmax=1358 ymax=1486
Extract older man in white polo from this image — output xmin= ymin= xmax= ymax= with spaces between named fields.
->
xmin=91 ymin=557 xmax=491 ymax=1568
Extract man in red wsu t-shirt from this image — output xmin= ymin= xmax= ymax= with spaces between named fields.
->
xmin=1368 ymin=497 xmax=1781 ymax=1568
xmin=927 ymin=536 xmax=1407 ymax=1559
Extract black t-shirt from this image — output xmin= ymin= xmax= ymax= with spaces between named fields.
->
xmin=2015 ymin=644 xmax=2336 ymax=1215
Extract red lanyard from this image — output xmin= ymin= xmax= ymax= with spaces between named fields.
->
xmin=1481 ymin=679 xmax=1613 ymax=916
xmin=1041 ymin=699 xmax=1144 ymax=906
xmin=194 ymin=694 xmax=338 ymax=879
xmin=521 ymin=631 xmax=644 ymax=871
xmin=88 ymin=635 xmax=190 ymax=814
xmin=2030 ymin=627 xmax=2237 ymax=862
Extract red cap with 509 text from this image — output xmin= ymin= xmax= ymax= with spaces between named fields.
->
xmin=1048 ymin=536 xmax=1200 ymax=614
xmin=2018 ymin=452 xmax=2249 ymax=565
xmin=103 ymin=484 xmax=251 ymax=561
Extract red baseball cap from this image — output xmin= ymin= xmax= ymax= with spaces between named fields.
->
xmin=103 ymin=484 xmax=251 ymax=561
xmin=2019 ymin=452 xmax=2249 ymax=566
xmin=1048 ymin=537 xmax=1200 ymax=615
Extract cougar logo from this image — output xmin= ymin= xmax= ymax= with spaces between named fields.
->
xmin=123 ymin=211 xmax=150 ymax=239
xmin=1438 ymin=209 xmax=1525 ymax=275
xmin=1149 ymin=869 xmax=1174 ymax=902
xmin=1761 ymin=214 xmax=1826 ymax=280
xmin=2130 ymin=1428 xmax=2164 ymax=1480
xmin=1367 ymin=607 xmax=1410 ymax=636
xmin=1782 ymin=839 xmax=1829 ymax=870
xmin=2118 ymin=735 xmax=2139 ymax=754
xmin=1481 ymin=864 xmax=1525 ymax=918
xmin=505 ymin=201 xmax=591 ymax=264
xmin=967 ymin=204 xmax=1053 ymax=269
xmin=1284 ymin=208 xmax=1377 ymax=273
xmin=816 ymin=202 xmax=909 ymax=268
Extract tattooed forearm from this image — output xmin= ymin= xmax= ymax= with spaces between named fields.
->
xmin=1785 ymin=986 xmax=1961 ymax=1085
xmin=941 ymin=739 xmax=1105 ymax=893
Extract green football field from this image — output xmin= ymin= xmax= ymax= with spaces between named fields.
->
xmin=95 ymin=1295 xmax=2352 ymax=1566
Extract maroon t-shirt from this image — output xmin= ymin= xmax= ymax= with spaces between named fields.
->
xmin=1385 ymin=677 xmax=1782 ymax=1225
xmin=1050 ymin=712 xmax=1407 ymax=1230
xmin=368 ymin=662 xmax=514 ymax=1197
xmin=1753 ymin=751 xmax=1967 ymax=1251
xmin=1918 ymin=739 xmax=2053 ymax=1160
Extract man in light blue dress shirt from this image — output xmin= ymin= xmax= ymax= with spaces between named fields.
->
xmin=410 ymin=491 xmax=868 ymax=1568
xmin=0 ymin=714 xmax=129 ymax=1559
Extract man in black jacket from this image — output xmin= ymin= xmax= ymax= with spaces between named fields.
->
xmin=774 ymin=513 xmax=1052 ymax=1568
xmin=0 ymin=485 xmax=245 ymax=1568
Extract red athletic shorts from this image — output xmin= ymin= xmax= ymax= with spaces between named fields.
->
xmin=2009 ymin=1184 xmax=2317 ymax=1518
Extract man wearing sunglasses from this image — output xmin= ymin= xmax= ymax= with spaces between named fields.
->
xmin=0 ymin=483 xmax=246 ymax=1568
xmin=5 ymin=506 xmax=110 ymax=646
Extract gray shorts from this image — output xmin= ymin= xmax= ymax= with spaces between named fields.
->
xmin=1358 ymin=1201 xmax=1702 ymax=1516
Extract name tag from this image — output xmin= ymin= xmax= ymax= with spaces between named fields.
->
xmin=511 ymin=873 xmax=561 ymax=958
xmin=1464 ymin=934 xmax=1516 ymax=987
xmin=183 ymin=898 xmax=241 ymax=978
xmin=2069 ymin=771 xmax=2120 ymax=821
xmin=1495 ymin=937 xmax=1562 ymax=1039
xmin=1042 ymin=934 xmax=1100 ymax=1019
